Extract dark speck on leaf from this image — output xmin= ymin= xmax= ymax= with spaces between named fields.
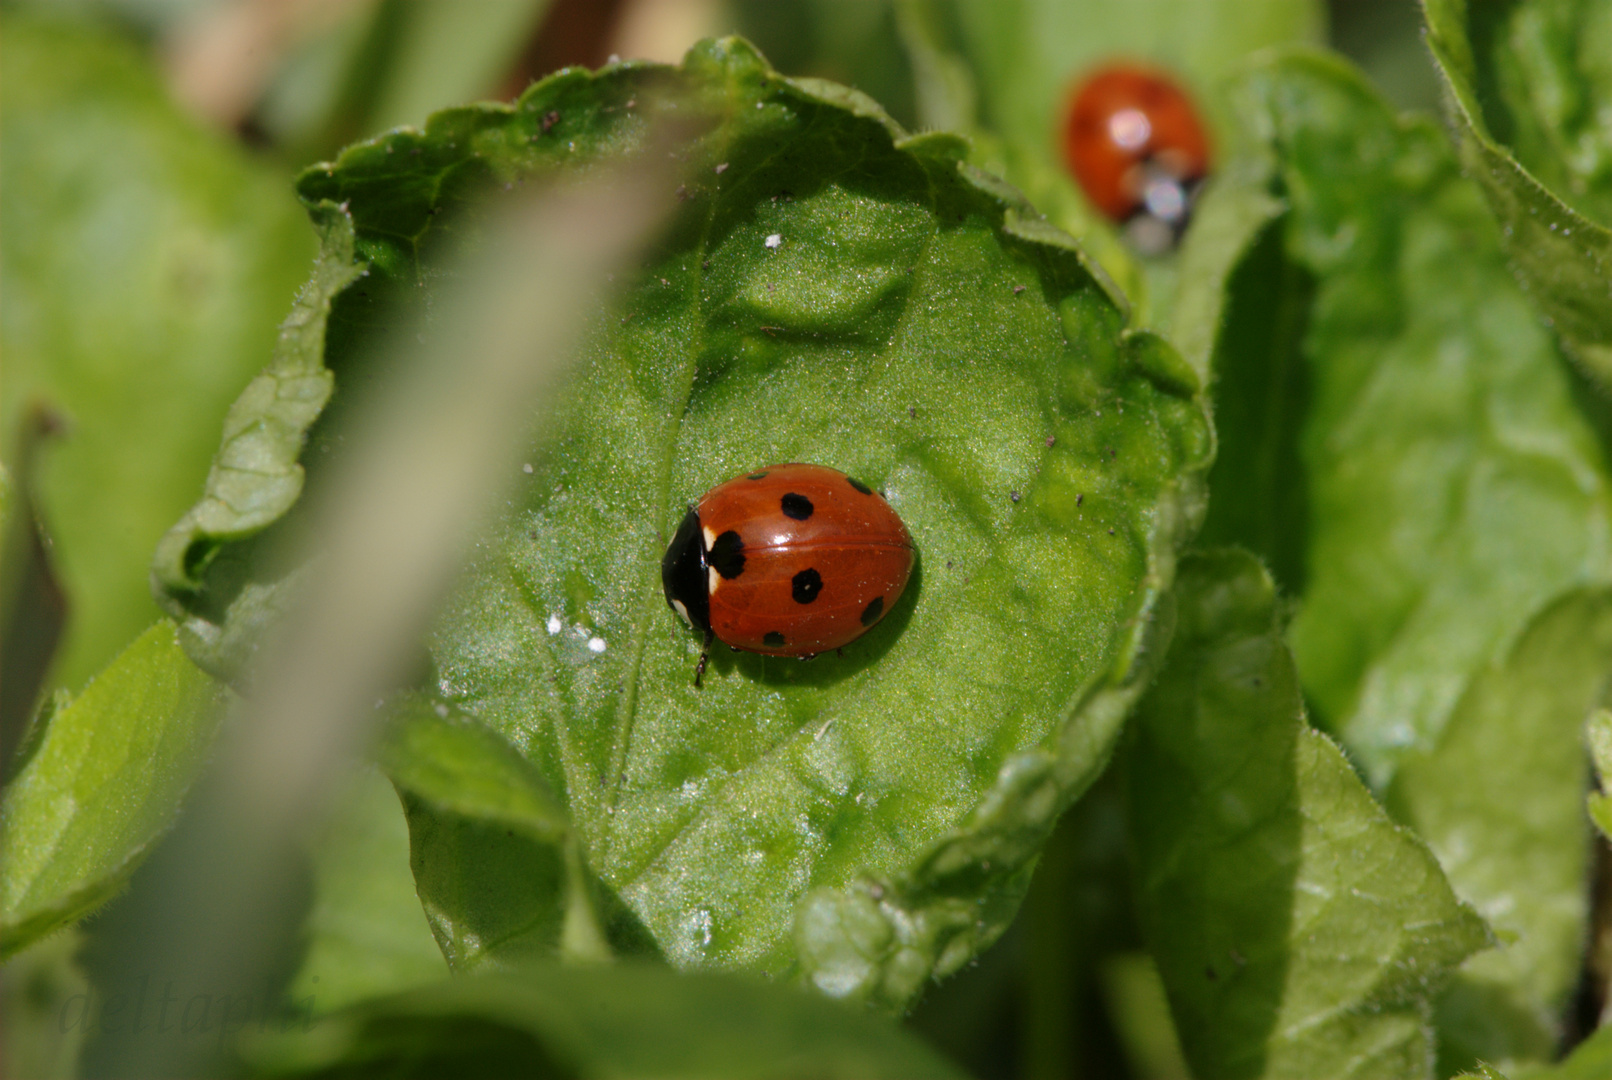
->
xmin=1010 ymin=491 xmax=1020 ymax=503
xmin=908 ymin=406 xmax=916 ymax=419
xmin=1077 ymin=493 xmax=1084 ymax=506
xmin=1108 ymin=528 xmax=1115 ymax=535
xmin=946 ymin=560 xmax=953 ymax=569
xmin=1013 ymin=285 xmax=1026 ymax=295
xmin=1206 ymin=966 xmax=1218 ymax=981
xmin=701 ymin=260 xmax=711 ymax=270
xmin=1046 ymin=435 xmax=1055 ymax=447
xmin=675 ymin=185 xmax=690 ymax=201
xmin=541 ymin=110 xmax=560 ymax=133
xmin=1109 ymin=447 xmax=1117 ymax=458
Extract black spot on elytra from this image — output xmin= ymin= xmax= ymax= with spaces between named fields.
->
xmin=781 ymin=493 xmax=813 ymax=520
xmin=847 ymin=476 xmax=873 ymax=495
xmin=747 ymin=472 xmax=768 ymax=480
xmin=708 ymin=530 xmax=745 ymax=579
xmin=763 ymin=631 xmax=786 ymax=647
xmin=860 ymin=596 xmax=884 ymax=626
xmin=792 ymin=568 xmax=823 ymax=604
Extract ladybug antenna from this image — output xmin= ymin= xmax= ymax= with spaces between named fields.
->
xmin=693 ymin=630 xmax=713 ymax=689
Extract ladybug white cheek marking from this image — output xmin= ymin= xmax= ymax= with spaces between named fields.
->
xmin=702 ymin=525 xmax=717 ymax=550
xmin=671 ymin=599 xmax=692 ymax=627
xmin=708 ymin=567 xmax=721 ymax=594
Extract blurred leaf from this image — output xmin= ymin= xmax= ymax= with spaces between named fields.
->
xmin=1387 ymin=588 xmax=1612 ymax=1072
xmin=0 ymin=926 xmax=88 ymax=1080
xmin=0 ymin=621 xmax=226 ymax=959
xmin=152 ymin=39 xmax=1213 ymax=1007
xmin=0 ymin=11 xmax=316 ymax=693
xmin=1175 ymin=174 xmax=1313 ymax=594
xmin=348 ymin=0 xmax=551 ymax=133
xmin=1225 ymin=50 xmax=1612 ymax=786
xmin=0 ymin=406 xmax=69 ymax=778
xmin=1457 ymin=1023 xmax=1612 ymax=1079
xmin=249 ymin=963 xmax=971 ymax=1079
xmin=285 ymin=766 xmax=445 ymax=1016
xmin=1128 ymin=549 xmax=1492 ymax=1080
xmin=270 ymin=0 xmax=552 ymax=160
xmin=941 ymin=0 xmax=1324 ymax=319
xmin=1423 ymin=0 xmax=1612 ymax=390
xmin=730 ymin=0 xmax=919 ymax=131
xmin=1590 ymin=709 xmax=1612 ymax=841
xmin=1159 ymin=175 xmax=1287 ymax=382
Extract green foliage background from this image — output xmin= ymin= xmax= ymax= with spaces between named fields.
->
xmin=3 ymin=2 xmax=1612 ymax=1078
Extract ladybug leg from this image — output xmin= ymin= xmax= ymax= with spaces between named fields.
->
xmin=693 ymin=630 xmax=713 ymax=689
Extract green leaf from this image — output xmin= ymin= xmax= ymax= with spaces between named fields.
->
xmin=0 ymin=621 xmax=226 ymax=959
xmin=1179 ymin=175 xmax=1313 ymax=593
xmin=248 ymin=964 xmax=971 ymax=1079
xmin=1127 ymin=549 xmax=1492 ymax=1080
xmin=1386 ymin=588 xmax=1612 ymax=1072
xmin=1225 ymin=50 xmax=1612 ymax=786
xmin=150 ymin=201 xmax=362 ymax=683
xmin=153 ymin=39 xmax=1213 ymax=1006
xmin=1589 ymin=708 xmax=1612 ymax=840
xmin=377 ymin=700 xmax=625 ymax=970
xmin=1458 ymin=1024 xmax=1612 ymax=1079
xmin=285 ymin=766 xmax=446 ymax=1016
xmin=1 ymin=406 xmax=69 ymax=775
xmin=1423 ymin=0 xmax=1612 ymax=390
xmin=0 ymin=12 xmax=316 ymax=693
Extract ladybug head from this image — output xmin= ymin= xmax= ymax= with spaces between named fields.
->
xmin=661 ymin=506 xmax=711 ymax=635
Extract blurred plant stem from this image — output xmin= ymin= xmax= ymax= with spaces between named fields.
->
xmin=86 ymin=158 xmax=675 ymax=1079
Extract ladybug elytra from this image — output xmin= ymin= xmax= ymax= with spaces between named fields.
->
xmin=1062 ymin=63 xmax=1211 ymax=254
xmin=661 ymin=463 xmax=915 ymax=686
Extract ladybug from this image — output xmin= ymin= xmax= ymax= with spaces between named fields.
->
xmin=1061 ymin=63 xmax=1211 ymax=254
xmin=661 ymin=463 xmax=915 ymax=686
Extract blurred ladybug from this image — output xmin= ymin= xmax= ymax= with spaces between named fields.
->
xmin=1062 ymin=63 xmax=1211 ymax=254
xmin=661 ymin=463 xmax=915 ymax=686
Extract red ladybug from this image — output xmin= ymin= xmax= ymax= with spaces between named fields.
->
xmin=661 ymin=463 xmax=915 ymax=685
xmin=1062 ymin=63 xmax=1211 ymax=253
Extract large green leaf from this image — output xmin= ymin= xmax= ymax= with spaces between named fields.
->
xmin=0 ymin=621 xmax=226 ymax=959
xmin=1223 ymin=50 xmax=1612 ymax=786
xmin=0 ymin=12 xmax=316 ymax=693
xmin=1423 ymin=0 xmax=1612 ymax=390
xmin=1387 ymin=588 xmax=1612 ymax=1073
xmin=152 ymin=38 xmax=1212 ymax=1007
xmin=248 ymin=964 xmax=971 ymax=1079
xmin=1128 ymin=549 xmax=1492 ymax=1080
